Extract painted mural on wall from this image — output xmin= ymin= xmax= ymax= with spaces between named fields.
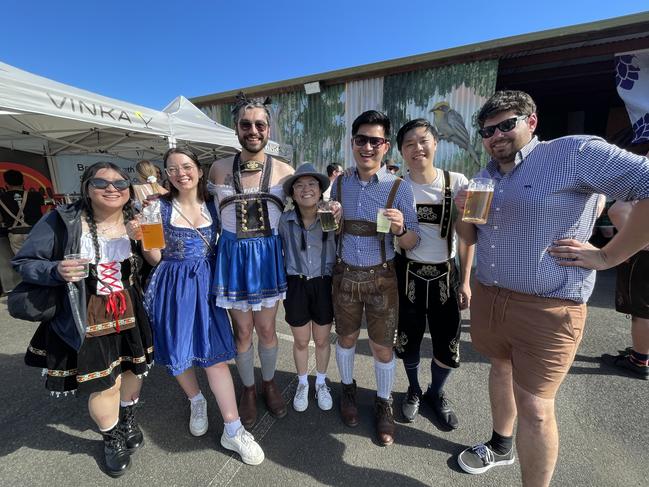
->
xmin=200 ymin=59 xmax=497 ymax=176
xmin=383 ymin=59 xmax=498 ymax=176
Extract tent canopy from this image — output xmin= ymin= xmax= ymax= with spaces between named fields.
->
xmin=0 ymin=62 xmax=291 ymax=163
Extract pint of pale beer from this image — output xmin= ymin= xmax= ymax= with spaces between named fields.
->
xmin=462 ymin=178 xmax=495 ymax=224
xmin=317 ymin=200 xmax=339 ymax=232
xmin=140 ymin=199 xmax=166 ymax=250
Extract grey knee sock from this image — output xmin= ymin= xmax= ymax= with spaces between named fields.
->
xmin=235 ymin=344 xmax=255 ymax=387
xmin=375 ymin=355 xmax=396 ymax=400
xmin=336 ymin=342 xmax=356 ymax=385
xmin=258 ymin=344 xmax=278 ymax=381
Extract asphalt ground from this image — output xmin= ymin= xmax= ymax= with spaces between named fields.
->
xmin=0 ymin=268 xmax=647 ymax=486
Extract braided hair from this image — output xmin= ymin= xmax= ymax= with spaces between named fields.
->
xmin=79 ymin=162 xmax=139 ymax=279
xmin=231 ymin=91 xmax=272 ymax=127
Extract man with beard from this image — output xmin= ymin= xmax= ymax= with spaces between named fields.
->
xmin=331 ymin=110 xmax=420 ymax=446
xmin=455 ymin=90 xmax=649 ymax=486
xmin=209 ymin=93 xmax=294 ymax=429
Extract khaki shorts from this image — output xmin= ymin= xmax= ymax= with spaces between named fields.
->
xmin=470 ymin=280 xmax=586 ymax=399
xmin=332 ymin=261 xmax=399 ymax=347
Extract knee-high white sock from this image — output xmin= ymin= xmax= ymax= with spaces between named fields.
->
xmin=375 ymin=355 xmax=396 ymax=400
xmin=235 ymin=344 xmax=255 ymax=387
xmin=336 ymin=342 xmax=356 ymax=385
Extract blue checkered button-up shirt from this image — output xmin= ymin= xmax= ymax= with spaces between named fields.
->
xmin=332 ymin=166 xmax=420 ymax=267
xmin=474 ymin=136 xmax=649 ymax=303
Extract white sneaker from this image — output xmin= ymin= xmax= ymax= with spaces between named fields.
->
xmin=189 ymin=397 xmax=208 ymax=436
xmin=221 ymin=426 xmax=265 ymax=465
xmin=293 ymin=383 xmax=309 ymax=412
xmin=315 ymin=382 xmax=333 ymax=411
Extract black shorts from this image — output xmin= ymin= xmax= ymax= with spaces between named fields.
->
xmin=284 ymin=275 xmax=334 ymax=327
xmin=394 ymin=252 xmax=461 ymax=368
xmin=615 ymin=250 xmax=649 ymax=319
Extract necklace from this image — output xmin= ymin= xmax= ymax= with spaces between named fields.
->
xmin=96 ymin=218 xmax=124 ymax=235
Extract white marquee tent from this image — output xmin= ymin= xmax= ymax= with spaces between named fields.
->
xmin=0 ymin=61 xmax=290 ymax=191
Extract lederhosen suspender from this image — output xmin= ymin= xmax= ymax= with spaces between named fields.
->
xmin=219 ymin=154 xmax=285 ymax=238
xmin=287 ymin=218 xmax=331 ymax=278
xmin=405 ymin=170 xmax=454 ymax=308
xmin=336 ymin=175 xmax=402 ymax=266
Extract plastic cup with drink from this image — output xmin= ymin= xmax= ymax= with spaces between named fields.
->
xmin=462 ymin=178 xmax=495 ymax=225
xmin=64 ymin=253 xmax=91 ymax=280
xmin=140 ymin=199 xmax=166 ymax=251
xmin=376 ymin=208 xmax=391 ymax=233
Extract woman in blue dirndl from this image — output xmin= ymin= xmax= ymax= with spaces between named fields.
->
xmin=135 ymin=148 xmax=263 ymax=465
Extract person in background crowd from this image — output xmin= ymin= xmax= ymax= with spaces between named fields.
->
xmin=331 ymin=110 xmax=420 ymax=446
xmin=454 ymin=90 xmax=649 ymax=486
xmin=0 ymin=169 xmax=45 ymax=254
xmin=600 ymin=199 xmax=649 ymax=380
xmin=393 ymin=119 xmax=474 ymax=429
xmin=322 ymin=163 xmax=343 ymax=201
xmin=209 ymin=93 xmax=294 ymax=429
xmin=133 ymin=148 xmax=264 ymax=465
xmin=14 ymin=162 xmax=154 ymax=477
xmin=278 ymin=163 xmax=339 ymax=413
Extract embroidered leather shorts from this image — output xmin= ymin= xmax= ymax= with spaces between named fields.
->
xmin=332 ymin=260 xmax=399 ymax=347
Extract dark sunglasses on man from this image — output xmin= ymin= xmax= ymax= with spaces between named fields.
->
xmin=352 ymin=135 xmax=388 ymax=148
xmin=478 ymin=115 xmax=529 ymax=139
xmin=88 ymin=178 xmax=131 ymax=191
xmin=238 ymin=120 xmax=269 ymax=132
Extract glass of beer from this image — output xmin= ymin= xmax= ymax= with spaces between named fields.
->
xmin=64 ymin=253 xmax=91 ymax=279
xmin=462 ymin=178 xmax=495 ymax=224
xmin=376 ymin=208 xmax=391 ymax=233
xmin=140 ymin=200 xmax=166 ymax=251
xmin=318 ymin=200 xmax=339 ymax=232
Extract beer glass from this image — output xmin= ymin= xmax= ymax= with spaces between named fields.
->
xmin=141 ymin=200 xmax=166 ymax=251
xmin=376 ymin=208 xmax=391 ymax=233
xmin=318 ymin=200 xmax=339 ymax=232
xmin=462 ymin=178 xmax=495 ymax=224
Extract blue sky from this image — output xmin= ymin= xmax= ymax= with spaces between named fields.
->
xmin=2 ymin=0 xmax=647 ymax=109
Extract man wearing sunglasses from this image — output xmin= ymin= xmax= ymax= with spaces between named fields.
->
xmin=209 ymin=93 xmax=294 ymax=429
xmin=331 ymin=110 xmax=420 ymax=446
xmin=455 ymin=90 xmax=649 ymax=486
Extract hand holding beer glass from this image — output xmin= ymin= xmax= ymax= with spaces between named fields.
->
xmin=318 ymin=200 xmax=340 ymax=232
xmin=461 ymin=178 xmax=495 ymax=224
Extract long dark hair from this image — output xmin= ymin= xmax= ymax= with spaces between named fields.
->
xmin=79 ymin=162 xmax=135 ymax=263
xmin=161 ymin=147 xmax=210 ymax=202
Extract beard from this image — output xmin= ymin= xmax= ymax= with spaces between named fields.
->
xmin=239 ymin=135 xmax=268 ymax=155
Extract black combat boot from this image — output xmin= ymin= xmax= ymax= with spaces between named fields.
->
xmin=101 ymin=425 xmax=131 ymax=477
xmin=119 ymin=403 xmax=144 ymax=451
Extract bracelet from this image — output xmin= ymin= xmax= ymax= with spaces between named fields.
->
xmin=395 ymin=226 xmax=407 ymax=237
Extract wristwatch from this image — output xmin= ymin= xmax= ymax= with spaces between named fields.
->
xmin=395 ymin=226 xmax=407 ymax=237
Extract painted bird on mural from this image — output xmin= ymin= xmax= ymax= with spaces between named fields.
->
xmin=430 ymin=101 xmax=481 ymax=166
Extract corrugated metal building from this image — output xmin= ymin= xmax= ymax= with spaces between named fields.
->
xmin=192 ymin=12 xmax=649 ymax=173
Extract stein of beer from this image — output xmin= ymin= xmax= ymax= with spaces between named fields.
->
xmin=317 ymin=200 xmax=339 ymax=232
xmin=462 ymin=178 xmax=495 ymax=224
xmin=140 ymin=199 xmax=166 ymax=251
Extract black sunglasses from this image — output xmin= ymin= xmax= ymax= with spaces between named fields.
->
xmin=88 ymin=178 xmax=131 ymax=191
xmin=478 ymin=115 xmax=528 ymax=139
xmin=353 ymin=135 xmax=388 ymax=148
xmin=238 ymin=120 xmax=269 ymax=132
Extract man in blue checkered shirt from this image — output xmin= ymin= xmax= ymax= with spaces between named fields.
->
xmin=330 ymin=110 xmax=420 ymax=447
xmin=455 ymin=90 xmax=649 ymax=485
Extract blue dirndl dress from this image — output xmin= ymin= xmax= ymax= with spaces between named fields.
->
xmin=144 ymin=199 xmax=235 ymax=376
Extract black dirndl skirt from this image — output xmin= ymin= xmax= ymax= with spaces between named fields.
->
xmin=25 ymin=280 xmax=154 ymax=396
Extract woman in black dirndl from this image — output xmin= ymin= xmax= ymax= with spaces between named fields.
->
xmin=14 ymin=162 xmax=154 ymax=477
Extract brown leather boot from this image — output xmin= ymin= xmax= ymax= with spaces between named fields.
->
xmin=339 ymin=380 xmax=359 ymax=427
xmin=375 ymin=396 xmax=395 ymax=446
xmin=239 ymin=385 xmax=257 ymax=429
xmin=262 ymin=379 xmax=287 ymax=418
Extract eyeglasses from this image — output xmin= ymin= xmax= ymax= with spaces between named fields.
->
xmin=88 ymin=178 xmax=131 ymax=191
xmin=165 ymin=164 xmax=197 ymax=176
xmin=352 ymin=135 xmax=388 ymax=148
xmin=478 ymin=115 xmax=528 ymax=139
xmin=238 ymin=120 xmax=269 ymax=132
xmin=293 ymin=181 xmax=320 ymax=192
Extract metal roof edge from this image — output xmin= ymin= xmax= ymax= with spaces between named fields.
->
xmin=191 ymin=11 xmax=649 ymax=105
